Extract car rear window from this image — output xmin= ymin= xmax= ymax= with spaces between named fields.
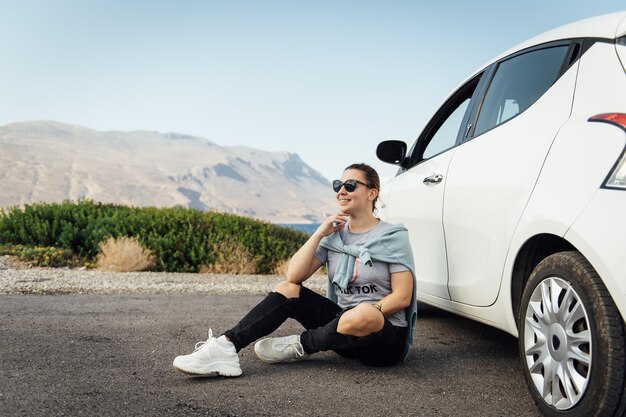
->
xmin=474 ymin=46 xmax=569 ymax=136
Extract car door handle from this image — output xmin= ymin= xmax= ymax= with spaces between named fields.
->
xmin=423 ymin=174 xmax=443 ymax=184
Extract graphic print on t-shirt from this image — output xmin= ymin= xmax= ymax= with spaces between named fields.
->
xmin=351 ymin=260 xmax=358 ymax=284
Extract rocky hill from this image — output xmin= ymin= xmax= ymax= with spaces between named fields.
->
xmin=0 ymin=121 xmax=335 ymax=223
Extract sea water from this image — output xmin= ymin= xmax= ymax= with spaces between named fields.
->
xmin=278 ymin=223 xmax=320 ymax=236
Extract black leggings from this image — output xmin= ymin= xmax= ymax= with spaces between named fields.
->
xmin=223 ymin=286 xmax=406 ymax=367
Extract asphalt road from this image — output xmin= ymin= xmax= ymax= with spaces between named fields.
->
xmin=0 ymin=294 xmax=541 ymax=417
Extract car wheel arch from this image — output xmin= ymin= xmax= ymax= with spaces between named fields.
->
xmin=510 ymin=234 xmax=575 ymax=323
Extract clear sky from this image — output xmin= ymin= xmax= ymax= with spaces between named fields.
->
xmin=1 ymin=1 xmax=625 ymax=182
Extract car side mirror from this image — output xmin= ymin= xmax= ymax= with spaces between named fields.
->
xmin=376 ymin=140 xmax=407 ymax=165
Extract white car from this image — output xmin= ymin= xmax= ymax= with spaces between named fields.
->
xmin=376 ymin=11 xmax=626 ymax=417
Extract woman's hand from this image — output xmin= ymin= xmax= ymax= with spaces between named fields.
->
xmin=286 ymin=212 xmax=348 ymax=284
xmin=315 ymin=212 xmax=349 ymax=237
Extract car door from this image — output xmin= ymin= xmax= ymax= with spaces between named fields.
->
xmin=442 ymin=42 xmax=580 ymax=306
xmin=384 ymin=74 xmax=483 ymax=300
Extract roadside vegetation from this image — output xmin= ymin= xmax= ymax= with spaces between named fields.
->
xmin=96 ymin=236 xmax=156 ymax=272
xmin=0 ymin=200 xmax=307 ymax=274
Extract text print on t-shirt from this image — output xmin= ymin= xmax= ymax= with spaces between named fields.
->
xmin=336 ymin=283 xmax=379 ymax=295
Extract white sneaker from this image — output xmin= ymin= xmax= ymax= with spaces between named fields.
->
xmin=254 ymin=334 xmax=309 ymax=363
xmin=173 ymin=329 xmax=242 ymax=376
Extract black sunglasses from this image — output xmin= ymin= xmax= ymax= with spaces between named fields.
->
xmin=332 ymin=179 xmax=370 ymax=193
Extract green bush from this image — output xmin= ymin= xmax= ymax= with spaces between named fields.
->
xmin=0 ymin=244 xmax=86 ymax=268
xmin=0 ymin=201 xmax=308 ymax=273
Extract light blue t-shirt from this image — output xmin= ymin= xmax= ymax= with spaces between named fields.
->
xmin=315 ymin=220 xmax=409 ymax=327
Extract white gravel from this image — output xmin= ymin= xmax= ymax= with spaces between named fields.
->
xmin=0 ymin=255 xmax=327 ymax=295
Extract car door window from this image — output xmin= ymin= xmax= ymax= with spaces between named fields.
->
xmin=473 ymin=46 xmax=569 ymax=136
xmin=408 ymin=74 xmax=482 ymax=167
xmin=423 ymin=98 xmax=471 ymax=159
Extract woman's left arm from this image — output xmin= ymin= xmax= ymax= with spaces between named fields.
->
xmin=375 ymin=270 xmax=414 ymax=316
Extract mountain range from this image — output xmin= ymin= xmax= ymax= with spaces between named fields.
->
xmin=0 ymin=121 xmax=336 ymax=223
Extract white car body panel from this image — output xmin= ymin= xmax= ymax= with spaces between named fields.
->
xmin=617 ymin=22 xmax=626 ymax=71
xmin=443 ymin=64 xmax=578 ymax=306
xmin=617 ymin=13 xmax=626 ymax=37
xmin=571 ymin=42 xmax=626 ymax=117
xmin=565 ymin=190 xmax=626 ymax=320
xmin=386 ymin=150 xmax=455 ymax=300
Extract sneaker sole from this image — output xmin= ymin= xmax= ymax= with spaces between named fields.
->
xmin=173 ymin=359 xmax=242 ymax=377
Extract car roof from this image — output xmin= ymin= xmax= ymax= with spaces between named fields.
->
xmin=499 ymin=10 xmax=626 ymax=60
xmin=447 ymin=11 xmax=626 ymax=101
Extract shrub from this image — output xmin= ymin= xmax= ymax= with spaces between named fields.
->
xmin=200 ymin=240 xmax=256 ymax=275
xmin=0 ymin=201 xmax=308 ymax=273
xmin=0 ymin=244 xmax=83 ymax=268
xmin=96 ymin=236 xmax=156 ymax=272
xmin=271 ymin=259 xmax=290 ymax=276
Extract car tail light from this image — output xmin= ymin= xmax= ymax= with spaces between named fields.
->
xmin=590 ymin=113 xmax=626 ymax=190
xmin=589 ymin=113 xmax=626 ymax=131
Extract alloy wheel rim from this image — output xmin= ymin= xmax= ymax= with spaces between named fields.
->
xmin=523 ymin=276 xmax=592 ymax=410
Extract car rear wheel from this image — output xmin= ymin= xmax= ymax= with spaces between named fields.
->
xmin=519 ymin=251 xmax=626 ymax=416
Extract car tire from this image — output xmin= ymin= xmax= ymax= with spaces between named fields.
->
xmin=518 ymin=251 xmax=626 ymax=417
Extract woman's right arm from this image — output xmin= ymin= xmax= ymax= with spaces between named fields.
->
xmin=286 ymin=212 xmax=348 ymax=284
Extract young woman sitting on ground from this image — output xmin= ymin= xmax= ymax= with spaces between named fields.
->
xmin=173 ymin=162 xmax=416 ymax=376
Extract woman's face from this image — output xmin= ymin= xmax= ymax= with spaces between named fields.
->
xmin=335 ymin=169 xmax=378 ymax=215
